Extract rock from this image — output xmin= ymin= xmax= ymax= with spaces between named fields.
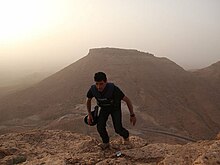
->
xmin=12 ymin=155 xmax=27 ymax=164
xmin=0 ymin=149 xmax=8 ymax=159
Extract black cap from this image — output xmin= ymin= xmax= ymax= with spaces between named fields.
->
xmin=84 ymin=107 xmax=99 ymax=126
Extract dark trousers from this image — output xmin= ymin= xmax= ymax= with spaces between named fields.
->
xmin=97 ymin=107 xmax=129 ymax=143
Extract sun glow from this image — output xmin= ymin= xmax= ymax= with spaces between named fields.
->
xmin=0 ymin=0 xmax=64 ymax=44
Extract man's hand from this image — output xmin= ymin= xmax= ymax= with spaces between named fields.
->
xmin=130 ymin=115 xmax=136 ymax=126
xmin=123 ymin=96 xmax=136 ymax=126
xmin=88 ymin=113 xmax=93 ymax=125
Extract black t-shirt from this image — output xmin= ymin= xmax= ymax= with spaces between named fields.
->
xmin=87 ymin=84 xmax=125 ymax=109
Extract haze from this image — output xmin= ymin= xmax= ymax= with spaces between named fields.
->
xmin=0 ymin=0 xmax=220 ymax=86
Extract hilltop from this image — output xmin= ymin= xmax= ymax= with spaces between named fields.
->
xmin=0 ymin=129 xmax=219 ymax=165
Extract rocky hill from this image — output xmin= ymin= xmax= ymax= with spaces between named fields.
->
xmin=192 ymin=61 xmax=220 ymax=91
xmin=0 ymin=129 xmax=219 ymax=165
xmin=0 ymin=48 xmax=219 ymax=143
xmin=0 ymin=72 xmax=51 ymax=98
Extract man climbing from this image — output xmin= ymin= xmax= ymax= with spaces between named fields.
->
xmin=86 ymin=72 xmax=136 ymax=149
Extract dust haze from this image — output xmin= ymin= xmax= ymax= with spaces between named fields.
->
xmin=0 ymin=0 xmax=220 ymax=87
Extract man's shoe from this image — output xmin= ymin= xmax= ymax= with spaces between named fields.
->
xmin=123 ymin=137 xmax=130 ymax=145
xmin=98 ymin=143 xmax=110 ymax=150
xmin=123 ymin=137 xmax=133 ymax=149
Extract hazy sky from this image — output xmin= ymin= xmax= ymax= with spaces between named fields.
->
xmin=1 ymin=0 xmax=220 ymax=78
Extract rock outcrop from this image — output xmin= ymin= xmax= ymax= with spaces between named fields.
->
xmin=0 ymin=130 xmax=219 ymax=165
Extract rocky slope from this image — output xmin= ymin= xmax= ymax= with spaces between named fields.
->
xmin=0 ymin=130 xmax=219 ymax=165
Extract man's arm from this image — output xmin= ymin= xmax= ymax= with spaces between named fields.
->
xmin=86 ymin=98 xmax=93 ymax=125
xmin=122 ymin=96 xmax=136 ymax=126
xmin=86 ymin=98 xmax=92 ymax=114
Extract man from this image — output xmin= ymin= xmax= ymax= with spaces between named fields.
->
xmin=86 ymin=72 xmax=136 ymax=149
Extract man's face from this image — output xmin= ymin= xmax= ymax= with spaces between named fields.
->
xmin=95 ymin=80 xmax=107 ymax=92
